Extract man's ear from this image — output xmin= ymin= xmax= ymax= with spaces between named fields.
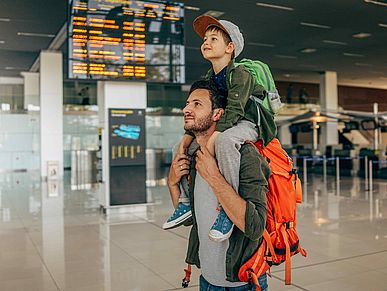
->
xmin=212 ymin=108 xmax=224 ymax=121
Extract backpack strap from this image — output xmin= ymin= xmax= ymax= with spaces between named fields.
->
xmin=279 ymin=225 xmax=292 ymax=285
xmin=182 ymin=264 xmax=192 ymax=288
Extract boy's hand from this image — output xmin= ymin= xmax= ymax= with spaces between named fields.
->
xmin=168 ymin=154 xmax=191 ymax=187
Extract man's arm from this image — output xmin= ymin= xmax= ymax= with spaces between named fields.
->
xmin=195 ymin=146 xmax=246 ymax=230
xmin=167 ymin=153 xmax=191 ymax=208
xmin=195 ymin=145 xmax=269 ymax=240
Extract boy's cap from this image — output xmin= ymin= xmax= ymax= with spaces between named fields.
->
xmin=193 ymin=15 xmax=244 ymax=58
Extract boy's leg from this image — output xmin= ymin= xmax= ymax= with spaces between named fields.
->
xmin=215 ymin=120 xmax=258 ymax=192
xmin=162 ymin=140 xmax=199 ymax=230
xmin=209 ymin=121 xmax=258 ymax=241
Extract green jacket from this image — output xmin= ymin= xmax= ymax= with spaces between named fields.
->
xmin=185 ymin=143 xmax=270 ymax=282
xmin=205 ymin=60 xmax=277 ymax=146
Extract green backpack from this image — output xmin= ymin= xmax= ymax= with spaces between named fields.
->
xmin=234 ymin=59 xmax=283 ymax=115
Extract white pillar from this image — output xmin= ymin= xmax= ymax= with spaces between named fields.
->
xmin=319 ymin=71 xmax=338 ymax=152
xmin=21 ymin=72 xmax=40 ymax=109
xmin=278 ymin=124 xmax=291 ymax=146
xmin=40 ymin=51 xmax=63 ymax=178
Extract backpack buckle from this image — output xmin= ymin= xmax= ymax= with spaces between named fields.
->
xmin=284 ymin=222 xmax=294 ymax=229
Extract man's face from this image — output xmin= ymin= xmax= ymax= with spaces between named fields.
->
xmin=183 ymin=89 xmax=214 ymax=134
xmin=201 ymin=29 xmax=233 ymax=61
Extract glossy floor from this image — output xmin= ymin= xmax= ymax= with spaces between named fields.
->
xmin=0 ymin=171 xmax=386 ymax=291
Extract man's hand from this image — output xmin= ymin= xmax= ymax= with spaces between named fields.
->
xmin=195 ymin=146 xmax=221 ymax=181
xmin=168 ymin=153 xmax=191 ymax=187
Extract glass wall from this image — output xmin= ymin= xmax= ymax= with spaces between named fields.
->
xmin=0 ymin=112 xmax=40 ymax=170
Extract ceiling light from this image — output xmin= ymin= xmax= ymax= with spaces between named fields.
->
xmin=343 ymin=53 xmax=364 ymax=57
xmin=0 ymin=18 xmax=11 ymax=22
xmin=364 ymin=0 xmax=387 ymax=7
xmin=248 ymin=42 xmax=275 ymax=47
xmin=379 ymin=23 xmax=387 ymax=28
xmin=355 ymin=63 xmax=372 ymax=67
xmin=203 ymin=10 xmax=224 ymax=18
xmin=185 ymin=6 xmax=200 ymax=11
xmin=17 ymin=32 xmax=55 ymax=38
xmin=300 ymin=48 xmax=317 ymax=53
xmin=323 ymin=40 xmax=348 ymax=45
xmin=274 ymin=54 xmax=297 ymax=59
xmin=352 ymin=32 xmax=371 ymax=39
xmin=256 ymin=2 xmax=294 ymax=11
xmin=0 ymin=40 xmax=5 ymax=44
xmin=4 ymin=66 xmax=27 ymax=70
xmin=300 ymin=22 xmax=331 ymax=29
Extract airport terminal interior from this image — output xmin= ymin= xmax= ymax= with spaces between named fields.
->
xmin=0 ymin=0 xmax=386 ymax=290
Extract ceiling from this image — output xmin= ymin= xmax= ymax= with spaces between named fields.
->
xmin=1 ymin=0 xmax=387 ymax=89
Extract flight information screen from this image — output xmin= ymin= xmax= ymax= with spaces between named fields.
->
xmin=68 ymin=0 xmax=185 ymax=83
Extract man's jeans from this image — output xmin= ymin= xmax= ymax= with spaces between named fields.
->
xmin=199 ymin=273 xmax=268 ymax=291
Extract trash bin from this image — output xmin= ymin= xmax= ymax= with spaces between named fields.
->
xmin=146 ymin=149 xmax=168 ymax=186
xmin=71 ymin=150 xmax=98 ymax=189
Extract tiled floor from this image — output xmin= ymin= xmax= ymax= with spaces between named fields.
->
xmin=0 ymin=170 xmax=386 ymax=291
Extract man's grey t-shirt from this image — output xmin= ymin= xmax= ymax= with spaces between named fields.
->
xmin=194 ymin=173 xmax=246 ymax=287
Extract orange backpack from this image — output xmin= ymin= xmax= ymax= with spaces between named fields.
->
xmin=238 ymin=138 xmax=307 ymax=290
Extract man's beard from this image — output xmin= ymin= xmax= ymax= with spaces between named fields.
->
xmin=184 ymin=112 xmax=212 ymax=136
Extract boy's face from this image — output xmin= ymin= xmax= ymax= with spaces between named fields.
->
xmin=201 ymin=29 xmax=234 ymax=61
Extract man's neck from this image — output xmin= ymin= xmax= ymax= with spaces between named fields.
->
xmin=210 ymin=56 xmax=231 ymax=74
xmin=193 ymin=126 xmax=216 ymax=148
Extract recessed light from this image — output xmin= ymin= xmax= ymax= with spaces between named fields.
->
xmin=0 ymin=18 xmax=11 ymax=22
xmin=300 ymin=48 xmax=317 ymax=53
xmin=274 ymin=54 xmax=297 ymax=59
xmin=185 ymin=6 xmax=200 ymax=11
xmin=352 ymin=32 xmax=371 ymax=39
xmin=300 ymin=22 xmax=331 ymax=29
xmin=256 ymin=2 xmax=294 ymax=11
xmin=343 ymin=53 xmax=364 ymax=57
xmin=0 ymin=40 xmax=5 ymax=44
xmin=248 ymin=42 xmax=275 ymax=47
xmin=364 ymin=0 xmax=387 ymax=7
xmin=203 ymin=10 xmax=224 ymax=18
xmin=17 ymin=32 xmax=55 ymax=38
xmin=323 ymin=40 xmax=348 ymax=45
xmin=378 ymin=23 xmax=387 ymax=28
xmin=355 ymin=63 xmax=372 ymax=67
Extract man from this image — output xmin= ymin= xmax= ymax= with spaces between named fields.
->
xmin=167 ymin=80 xmax=270 ymax=290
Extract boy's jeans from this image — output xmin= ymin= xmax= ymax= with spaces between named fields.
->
xmin=199 ymin=273 xmax=268 ymax=291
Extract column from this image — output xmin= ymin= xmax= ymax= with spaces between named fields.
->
xmin=40 ymin=51 xmax=63 ymax=178
xmin=98 ymin=81 xmax=147 ymax=212
xmin=278 ymin=124 xmax=291 ymax=146
xmin=319 ymin=71 xmax=338 ymax=153
xmin=21 ymin=72 xmax=40 ymax=109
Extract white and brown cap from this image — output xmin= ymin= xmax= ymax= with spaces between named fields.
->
xmin=193 ymin=15 xmax=244 ymax=58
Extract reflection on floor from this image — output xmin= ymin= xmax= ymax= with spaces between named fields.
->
xmin=0 ymin=170 xmax=386 ymax=291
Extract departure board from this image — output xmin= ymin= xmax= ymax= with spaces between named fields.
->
xmin=68 ymin=0 xmax=185 ymax=83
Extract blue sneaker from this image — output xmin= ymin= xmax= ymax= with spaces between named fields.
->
xmin=162 ymin=202 xmax=192 ymax=230
xmin=208 ymin=207 xmax=234 ymax=242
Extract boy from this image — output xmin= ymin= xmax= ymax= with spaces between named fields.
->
xmin=163 ymin=15 xmax=277 ymax=242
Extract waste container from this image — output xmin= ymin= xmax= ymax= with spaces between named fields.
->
xmin=146 ymin=149 xmax=168 ymax=186
xmin=71 ymin=150 xmax=98 ymax=189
